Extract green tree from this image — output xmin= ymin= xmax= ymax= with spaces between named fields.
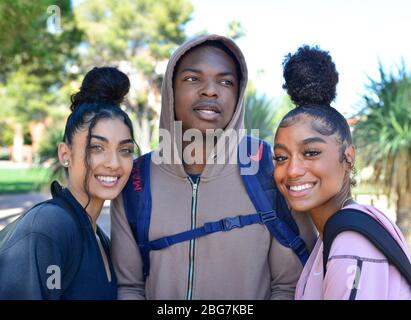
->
xmin=0 ymin=0 xmax=82 ymax=163
xmin=74 ymin=0 xmax=193 ymax=151
xmin=244 ymin=83 xmax=293 ymax=143
xmin=227 ymin=20 xmax=246 ymax=40
xmin=0 ymin=0 xmax=82 ymax=83
xmin=353 ymin=64 xmax=411 ymax=245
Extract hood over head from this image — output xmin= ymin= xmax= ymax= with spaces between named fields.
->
xmin=156 ymin=34 xmax=248 ymax=179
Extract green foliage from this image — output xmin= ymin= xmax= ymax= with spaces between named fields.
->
xmin=0 ymin=0 xmax=83 ymax=83
xmin=353 ymin=63 xmax=411 ymax=243
xmin=0 ymin=122 xmax=14 ymax=146
xmin=75 ymin=0 xmax=192 ymax=66
xmin=227 ymin=20 xmax=246 ymax=40
xmin=0 ymin=0 xmax=82 ymax=143
xmin=244 ymin=89 xmax=292 ymax=143
xmin=38 ymin=124 xmax=66 ymax=183
xmin=0 ymin=167 xmax=52 ymax=193
xmin=353 ymin=63 xmax=411 ymax=197
xmin=74 ymin=0 xmax=193 ymax=151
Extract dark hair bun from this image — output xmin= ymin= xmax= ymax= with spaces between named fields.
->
xmin=70 ymin=67 xmax=130 ymax=111
xmin=282 ymin=45 xmax=338 ymax=107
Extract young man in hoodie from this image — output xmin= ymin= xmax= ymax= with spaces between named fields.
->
xmin=110 ymin=34 xmax=317 ymax=300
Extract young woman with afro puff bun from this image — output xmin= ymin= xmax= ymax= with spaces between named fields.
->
xmin=273 ymin=45 xmax=411 ymax=299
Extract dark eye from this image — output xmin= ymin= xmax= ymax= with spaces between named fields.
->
xmin=90 ymin=144 xmax=104 ymax=152
xmin=220 ymin=79 xmax=233 ymax=86
xmin=184 ymin=76 xmax=198 ymax=82
xmin=120 ymin=147 xmax=134 ymax=154
xmin=303 ymin=150 xmax=321 ymax=157
xmin=273 ymin=155 xmax=287 ymax=163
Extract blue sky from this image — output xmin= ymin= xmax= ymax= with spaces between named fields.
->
xmin=185 ymin=0 xmax=411 ymax=116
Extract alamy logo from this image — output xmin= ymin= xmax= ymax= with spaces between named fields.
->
xmin=46 ymin=265 xmax=61 ymax=290
xmin=346 ymin=264 xmax=362 ymax=290
xmin=47 ymin=5 xmax=62 ymax=33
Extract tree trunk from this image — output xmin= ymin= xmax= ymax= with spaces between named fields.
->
xmin=396 ymin=191 xmax=411 ymax=251
xmin=12 ymin=122 xmax=24 ymax=163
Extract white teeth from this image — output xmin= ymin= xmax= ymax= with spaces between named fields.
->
xmin=289 ymin=183 xmax=314 ymax=192
xmin=96 ymin=176 xmax=118 ymax=183
xmin=198 ymin=110 xmax=217 ymax=114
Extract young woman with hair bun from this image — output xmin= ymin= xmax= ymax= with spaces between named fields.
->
xmin=274 ymin=46 xmax=411 ymax=299
xmin=0 ymin=67 xmax=137 ymax=299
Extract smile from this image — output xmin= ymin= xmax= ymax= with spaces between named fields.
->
xmin=95 ymin=175 xmax=120 ymax=187
xmin=286 ymin=182 xmax=316 ymax=198
xmin=193 ymin=105 xmax=221 ymax=121
xmin=288 ymin=183 xmax=315 ymax=192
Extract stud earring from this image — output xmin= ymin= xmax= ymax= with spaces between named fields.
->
xmin=63 ymin=160 xmax=69 ymax=167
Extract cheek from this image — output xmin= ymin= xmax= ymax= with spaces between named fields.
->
xmin=319 ymin=161 xmax=346 ymax=190
xmin=121 ymin=157 xmax=133 ymax=176
xmin=274 ymin=166 xmax=286 ymax=187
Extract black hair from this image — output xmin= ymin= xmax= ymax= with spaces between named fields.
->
xmin=173 ymin=40 xmax=242 ymax=86
xmin=279 ymin=45 xmax=355 ymax=185
xmin=63 ymin=66 xmax=137 ymax=209
xmin=281 ymin=45 xmax=352 ymax=147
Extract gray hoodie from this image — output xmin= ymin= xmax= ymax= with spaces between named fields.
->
xmin=110 ymin=34 xmax=317 ymax=300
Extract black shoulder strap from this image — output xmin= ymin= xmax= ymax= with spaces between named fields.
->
xmin=323 ymin=208 xmax=411 ymax=285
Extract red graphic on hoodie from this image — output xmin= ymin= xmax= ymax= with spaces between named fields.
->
xmin=250 ymin=143 xmax=263 ymax=162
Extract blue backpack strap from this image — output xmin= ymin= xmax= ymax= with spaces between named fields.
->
xmin=148 ymin=213 xmax=262 ymax=250
xmin=323 ymin=208 xmax=411 ymax=285
xmin=238 ymin=135 xmax=309 ymax=265
xmin=122 ymin=152 xmax=152 ymax=280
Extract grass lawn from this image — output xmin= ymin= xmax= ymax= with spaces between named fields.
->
xmin=0 ymin=167 xmax=53 ymax=194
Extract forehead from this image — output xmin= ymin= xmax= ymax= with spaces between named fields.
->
xmin=92 ymin=117 xmax=131 ymax=136
xmin=74 ymin=117 xmax=131 ymax=142
xmin=176 ymin=45 xmax=237 ymax=75
xmin=276 ymin=114 xmax=340 ymax=145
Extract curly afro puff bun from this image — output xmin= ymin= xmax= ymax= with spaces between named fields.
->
xmin=282 ymin=45 xmax=338 ymax=107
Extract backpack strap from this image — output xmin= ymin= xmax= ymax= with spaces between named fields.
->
xmin=148 ymin=213 xmax=262 ymax=250
xmin=238 ymin=135 xmax=309 ymax=265
xmin=122 ymin=153 xmax=152 ymax=280
xmin=323 ymin=208 xmax=411 ymax=285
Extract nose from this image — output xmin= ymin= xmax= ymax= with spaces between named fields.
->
xmin=104 ymin=150 xmax=121 ymax=170
xmin=200 ymin=79 xmax=218 ymax=98
xmin=287 ymin=156 xmax=306 ymax=179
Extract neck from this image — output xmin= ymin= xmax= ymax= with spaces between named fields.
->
xmin=181 ymin=136 xmax=215 ymax=175
xmin=308 ymin=184 xmax=353 ymax=239
xmin=67 ymin=182 xmax=104 ymax=232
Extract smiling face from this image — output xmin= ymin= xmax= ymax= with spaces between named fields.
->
xmin=173 ymin=45 xmax=239 ymax=133
xmin=273 ymin=114 xmax=353 ymax=213
xmin=59 ymin=117 xmax=134 ymax=208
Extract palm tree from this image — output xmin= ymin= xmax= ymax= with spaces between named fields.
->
xmin=244 ymin=92 xmax=292 ymax=143
xmin=353 ymin=63 xmax=411 ymax=246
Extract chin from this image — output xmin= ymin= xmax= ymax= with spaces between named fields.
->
xmin=288 ymin=200 xmax=316 ymax=213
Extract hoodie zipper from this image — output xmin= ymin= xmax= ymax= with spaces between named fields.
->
xmin=186 ymin=176 xmax=199 ymax=300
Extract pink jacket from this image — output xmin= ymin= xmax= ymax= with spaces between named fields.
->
xmin=295 ymin=203 xmax=411 ymax=299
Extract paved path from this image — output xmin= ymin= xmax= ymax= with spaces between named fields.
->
xmin=0 ymin=192 xmax=111 ymax=235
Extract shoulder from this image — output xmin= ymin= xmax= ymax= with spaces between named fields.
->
xmin=12 ymin=201 xmax=80 ymax=245
xmin=329 ymin=231 xmax=387 ymax=261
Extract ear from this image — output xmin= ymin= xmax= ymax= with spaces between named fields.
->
xmin=344 ymin=144 xmax=356 ymax=171
xmin=58 ymin=142 xmax=72 ymax=167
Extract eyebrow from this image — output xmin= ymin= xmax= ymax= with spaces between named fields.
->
xmin=179 ymin=68 xmax=236 ymax=78
xmin=273 ymin=143 xmax=287 ymax=151
xmin=91 ymin=135 xmax=134 ymax=145
xmin=301 ymin=137 xmax=327 ymax=145
xmin=274 ymin=137 xmax=327 ymax=151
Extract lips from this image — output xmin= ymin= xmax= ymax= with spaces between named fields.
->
xmin=193 ymin=103 xmax=221 ymax=121
xmin=95 ymin=175 xmax=121 ymax=188
xmin=286 ymin=182 xmax=316 ymax=198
